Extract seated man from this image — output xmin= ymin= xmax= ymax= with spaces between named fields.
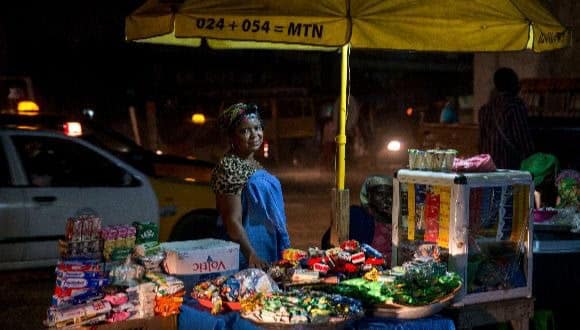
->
xmin=322 ymin=175 xmax=393 ymax=264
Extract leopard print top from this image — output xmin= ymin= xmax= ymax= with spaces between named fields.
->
xmin=210 ymin=152 xmax=263 ymax=195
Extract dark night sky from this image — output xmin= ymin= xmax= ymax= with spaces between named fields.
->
xmin=0 ymin=1 xmax=145 ymax=114
xmin=2 ymin=1 xmax=328 ymax=114
xmin=0 ymin=1 xmax=472 ymax=123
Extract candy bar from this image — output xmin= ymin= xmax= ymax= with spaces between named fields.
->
xmin=282 ymin=248 xmax=308 ymax=262
xmin=291 ymin=269 xmax=319 ymax=283
xmin=361 ymin=243 xmax=383 ymax=258
xmin=81 ymin=217 xmax=93 ymax=241
xmin=308 ymin=247 xmax=325 ymax=257
xmin=312 ymin=263 xmax=330 ymax=274
xmin=220 ymin=276 xmax=240 ymax=302
xmin=337 ymin=251 xmax=351 ymax=262
xmin=133 ymin=222 xmax=159 ymax=245
xmin=54 ymin=287 xmax=97 ymax=298
xmin=46 ymin=300 xmax=112 ymax=326
xmin=103 ymin=293 xmax=129 ymax=306
xmin=350 ymin=251 xmax=366 ymax=264
xmin=56 ymin=277 xmax=109 ymax=290
xmin=106 ymin=311 xmax=132 ymax=323
xmin=364 ymin=257 xmax=385 ymax=266
xmin=340 ymin=240 xmax=360 ymax=252
xmin=50 ymin=291 xmax=103 ymax=307
xmin=325 ymin=247 xmax=342 ymax=258
xmin=306 ymin=256 xmax=323 ymax=268
xmin=55 ymin=270 xmax=102 ymax=279
xmin=378 ymin=274 xmax=396 ymax=284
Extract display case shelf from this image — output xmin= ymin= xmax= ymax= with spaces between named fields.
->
xmin=392 ymin=169 xmax=534 ymax=305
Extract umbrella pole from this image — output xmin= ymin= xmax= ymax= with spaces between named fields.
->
xmin=336 ymin=44 xmax=349 ymax=190
xmin=330 ymin=44 xmax=351 ymax=246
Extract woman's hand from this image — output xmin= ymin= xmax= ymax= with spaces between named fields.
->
xmin=248 ymin=253 xmax=270 ymax=270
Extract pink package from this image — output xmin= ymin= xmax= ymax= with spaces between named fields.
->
xmin=452 ymin=154 xmax=497 ymax=172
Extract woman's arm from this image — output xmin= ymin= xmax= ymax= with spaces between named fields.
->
xmin=215 ymin=193 xmax=269 ymax=269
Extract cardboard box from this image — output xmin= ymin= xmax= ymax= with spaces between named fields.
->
xmin=161 ymin=239 xmax=239 ymax=275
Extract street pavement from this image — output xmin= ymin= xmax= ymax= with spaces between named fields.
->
xmin=272 ymin=165 xmax=371 ymax=249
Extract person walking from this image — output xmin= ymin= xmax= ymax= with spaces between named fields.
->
xmin=478 ymin=67 xmax=534 ymax=170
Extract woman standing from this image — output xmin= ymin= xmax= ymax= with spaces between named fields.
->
xmin=210 ymin=103 xmax=291 ymax=269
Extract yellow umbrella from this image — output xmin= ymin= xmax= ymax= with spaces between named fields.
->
xmin=350 ymin=0 xmax=570 ymax=52
xmin=126 ymin=0 xmax=350 ymax=48
xmin=127 ymin=0 xmax=570 ymax=52
xmin=126 ymin=0 xmax=570 ymax=242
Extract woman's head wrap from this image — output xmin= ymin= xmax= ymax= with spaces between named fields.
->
xmin=360 ymin=175 xmax=393 ymax=209
xmin=520 ymin=152 xmax=559 ymax=186
xmin=218 ymin=102 xmax=262 ymax=134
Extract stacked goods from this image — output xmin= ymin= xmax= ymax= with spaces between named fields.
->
xmin=145 ymin=272 xmax=186 ymax=317
xmin=268 ymin=241 xmax=388 ymax=285
xmin=45 ymin=216 xmax=186 ymax=328
xmin=191 ymin=269 xmax=279 ymax=315
xmin=46 ymin=300 xmax=112 ymax=329
xmin=133 ymin=222 xmax=161 ymax=257
xmin=241 ymin=289 xmax=364 ymax=325
xmin=48 ymin=216 xmax=111 ymax=327
xmin=408 ymin=149 xmax=457 ymax=172
xmin=60 ymin=216 xmax=102 ymax=260
xmin=126 ymin=282 xmax=157 ymax=319
xmin=132 ymin=222 xmax=165 ymax=272
xmin=101 ymin=290 xmax=134 ymax=323
xmin=109 ymin=259 xmax=145 ymax=287
xmin=101 ymin=224 xmax=136 ymax=262
xmin=51 ymin=260 xmax=109 ymax=308
xmin=47 ymin=266 xmax=185 ymax=327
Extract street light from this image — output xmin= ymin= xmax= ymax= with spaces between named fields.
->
xmin=191 ymin=113 xmax=206 ymax=125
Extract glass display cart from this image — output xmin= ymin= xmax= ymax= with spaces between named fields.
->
xmin=392 ymin=169 xmax=534 ymax=305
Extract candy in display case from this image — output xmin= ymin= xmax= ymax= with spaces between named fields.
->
xmin=391 ymin=169 xmax=534 ymax=305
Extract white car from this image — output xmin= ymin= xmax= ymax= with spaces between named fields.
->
xmin=0 ymin=128 xmax=159 ymax=270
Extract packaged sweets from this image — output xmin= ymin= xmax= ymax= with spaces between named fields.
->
xmin=133 ymin=222 xmax=159 ymax=245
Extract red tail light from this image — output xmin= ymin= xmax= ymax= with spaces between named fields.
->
xmin=63 ymin=122 xmax=83 ymax=137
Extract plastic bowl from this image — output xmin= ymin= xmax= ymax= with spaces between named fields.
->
xmin=533 ymin=209 xmax=558 ymax=223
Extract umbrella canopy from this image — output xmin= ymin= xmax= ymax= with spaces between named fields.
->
xmin=127 ymin=0 xmax=570 ymax=52
xmin=126 ymin=0 xmax=350 ymax=49
xmin=350 ymin=0 xmax=570 ymax=52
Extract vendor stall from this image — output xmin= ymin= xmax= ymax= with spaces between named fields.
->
xmin=392 ymin=169 xmax=534 ymax=305
xmin=43 ymin=214 xmax=461 ymax=330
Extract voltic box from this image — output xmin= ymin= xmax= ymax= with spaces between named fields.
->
xmin=161 ymin=239 xmax=239 ymax=275
xmin=392 ymin=169 xmax=534 ymax=305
